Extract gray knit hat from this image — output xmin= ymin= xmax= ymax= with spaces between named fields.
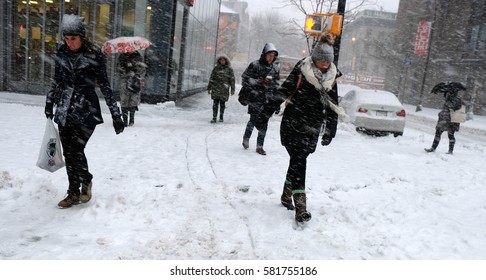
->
xmin=62 ymin=14 xmax=86 ymax=37
xmin=311 ymin=42 xmax=334 ymax=63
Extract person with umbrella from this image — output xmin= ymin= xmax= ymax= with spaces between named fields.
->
xmin=118 ymin=50 xmax=146 ymax=126
xmin=425 ymin=81 xmax=466 ymax=155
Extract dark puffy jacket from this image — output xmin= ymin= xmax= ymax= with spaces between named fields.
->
xmin=207 ymin=54 xmax=235 ymax=102
xmin=241 ymin=43 xmax=280 ymax=115
xmin=436 ymin=91 xmax=463 ymax=132
xmin=259 ymin=59 xmax=339 ymax=154
xmin=46 ymin=41 xmax=121 ymax=128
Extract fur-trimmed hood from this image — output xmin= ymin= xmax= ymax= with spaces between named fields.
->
xmin=215 ymin=54 xmax=231 ymax=67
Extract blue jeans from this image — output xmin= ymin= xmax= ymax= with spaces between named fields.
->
xmin=244 ymin=113 xmax=267 ymax=147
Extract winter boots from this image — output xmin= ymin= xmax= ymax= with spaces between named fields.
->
xmin=242 ymin=137 xmax=249 ymax=149
xmin=129 ymin=110 xmax=135 ymax=126
xmin=122 ymin=107 xmax=129 ymax=127
xmin=79 ymin=181 xmax=92 ymax=203
xmin=280 ymin=182 xmax=294 ymax=210
xmin=58 ymin=192 xmax=80 ymax=208
xmin=293 ymin=192 xmax=312 ymax=223
xmin=256 ymin=146 xmax=266 ymax=155
xmin=122 ymin=107 xmax=136 ymax=127
xmin=210 ymin=118 xmax=217 ymax=123
xmin=425 ymin=140 xmax=439 ymax=153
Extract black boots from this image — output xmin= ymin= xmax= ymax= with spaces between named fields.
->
xmin=122 ymin=107 xmax=129 ymax=127
xmin=129 ymin=109 xmax=135 ymax=126
xmin=122 ymin=107 xmax=136 ymax=127
xmin=280 ymin=183 xmax=294 ymax=210
xmin=293 ymin=193 xmax=312 ymax=223
xmin=425 ymin=140 xmax=439 ymax=153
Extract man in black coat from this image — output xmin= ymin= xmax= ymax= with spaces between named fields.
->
xmin=241 ymin=43 xmax=280 ymax=155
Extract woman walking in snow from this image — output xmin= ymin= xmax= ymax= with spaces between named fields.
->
xmin=207 ymin=54 xmax=235 ymax=123
xmin=118 ymin=50 xmax=146 ymax=127
xmin=44 ymin=14 xmax=125 ymax=208
xmin=425 ymin=83 xmax=465 ymax=154
xmin=256 ymin=34 xmax=343 ymax=223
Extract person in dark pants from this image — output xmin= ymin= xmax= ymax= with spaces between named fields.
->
xmin=425 ymin=85 xmax=464 ymax=154
xmin=241 ymin=43 xmax=280 ymax=155
xmin=44 ymin=15 xmax=125 ymax=208
xmin=207 ymin=54 xmax=235 ymax=123
xmin=118 ymin=50 xmax=146 ymax=126
xmin=256 ymin=34 xmax=344 ymax=223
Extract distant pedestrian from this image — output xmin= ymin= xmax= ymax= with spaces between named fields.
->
xmin=241 ymin=43 xmax=280 ymax=155
xmin=207 ymin=54 xmax=235 ymax=123
xmin=44 ymin=14 xmax=125 ymax=208
xmin=425 ymin=82 xmax=465 ymax=154
xmin=118 ymin=50 xmax=146 ymax=127
xmin=256 ymin=34 xmax=344 ymax=223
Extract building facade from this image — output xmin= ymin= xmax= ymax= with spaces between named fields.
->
xmin=0 ymin=0 xmax=221 ymax=103
xmin=386 ymin=0 xmax=486 ymax=115
xmin=339 ymin=10 xmax=397 ymax=89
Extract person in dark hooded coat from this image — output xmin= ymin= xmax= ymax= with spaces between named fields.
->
xmin=44 ymin=14 xmax=125 ymax=208
xmin=425 ymin=84 xmax=464 ymax=154
xmin=207 ymin=54 xmax=235 ymax=123
xmin=241 ymin=43 xmax=280 ymax=155
xmin=255 ymin=34 xmax=344 ymax=223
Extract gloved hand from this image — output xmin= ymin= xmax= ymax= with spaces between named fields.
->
xmin=45 ymin=102 xmax=54 ymax=119
xmin=113 ymin=115 xmax=125 ymax=134
xmin=255 ymin=114 xmax=269 ymax=131
xmin=321 ymin=134 xmax=333 ymax=146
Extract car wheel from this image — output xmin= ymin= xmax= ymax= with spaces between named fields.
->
xmin=393 ymin=132 xmax=403 ymax=137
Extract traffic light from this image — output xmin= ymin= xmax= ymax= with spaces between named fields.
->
xmin=304 ymin=13 xmax=343 ymax=37
xmin=304 ymin=15 xmax=324 ymax=35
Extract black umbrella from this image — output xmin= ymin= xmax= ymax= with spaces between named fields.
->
xmin=431 ymin=82 xmax=466 ymax=94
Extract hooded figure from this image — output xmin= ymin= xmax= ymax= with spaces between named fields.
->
xmin=207 ymin=54 xmax=235 ymax=123
xmin=255 ymin=34 xmax=342 ymax=224
xmin=241 ymin=42 xmax=280 ymax=155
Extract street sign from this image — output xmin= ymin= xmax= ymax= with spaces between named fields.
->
xmin=415 ymin=20 xmax=431 ymax=55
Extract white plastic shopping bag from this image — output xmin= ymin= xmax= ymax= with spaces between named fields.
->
xmin=36 ymin=119 xmax=65 ymax=172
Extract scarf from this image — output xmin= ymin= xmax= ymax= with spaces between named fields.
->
xmin=300 ymin=57 xmax=349 ymax=122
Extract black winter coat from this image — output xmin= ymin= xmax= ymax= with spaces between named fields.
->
xmin=241 ymin=43 xmax=280 ymax=115
xmin=46 ymin=41 xmax=121 ymax=128
xmin=259 ymin=59 xmax=339 ymax=154
xmin=207 ymin=54 xmax=235 ymax=102
xmin=436 ymin=92 xmax=463 ymax=132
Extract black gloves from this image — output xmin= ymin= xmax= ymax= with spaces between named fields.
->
xmin=321 ymin=134 xmax=333 ymax=146
xmin=113 ymin=115 xmax=125 ymax=134
xmin=45 ymin=103 xmax=54 ymax=119
xmin=255 ymin=114 xmax=269 ymax=131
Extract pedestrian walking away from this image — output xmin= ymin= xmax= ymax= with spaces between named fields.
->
xmin=118 ymin=50 xmax=146 ymax=127
xmin=44 ymin=14 xmax=125 ymax=208
xmin=425 ymin=82 xmax=466 ymax=155
xmin=207 ymin=54 xmax=235 ymax=123
xmin=241 ymin=42 xmax=280 ymax=155
xmin=255 ymin=34 xmax=344 ymax=224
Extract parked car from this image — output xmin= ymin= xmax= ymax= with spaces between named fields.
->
xmin=339 ymin=89 xmax=406 ymax=137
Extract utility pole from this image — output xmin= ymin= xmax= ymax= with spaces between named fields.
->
xmin=334 ymin=0 xmax=346 ymax=68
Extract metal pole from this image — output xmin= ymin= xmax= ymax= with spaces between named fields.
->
xmin=334 ymin=0 xmax=346 ymax=67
